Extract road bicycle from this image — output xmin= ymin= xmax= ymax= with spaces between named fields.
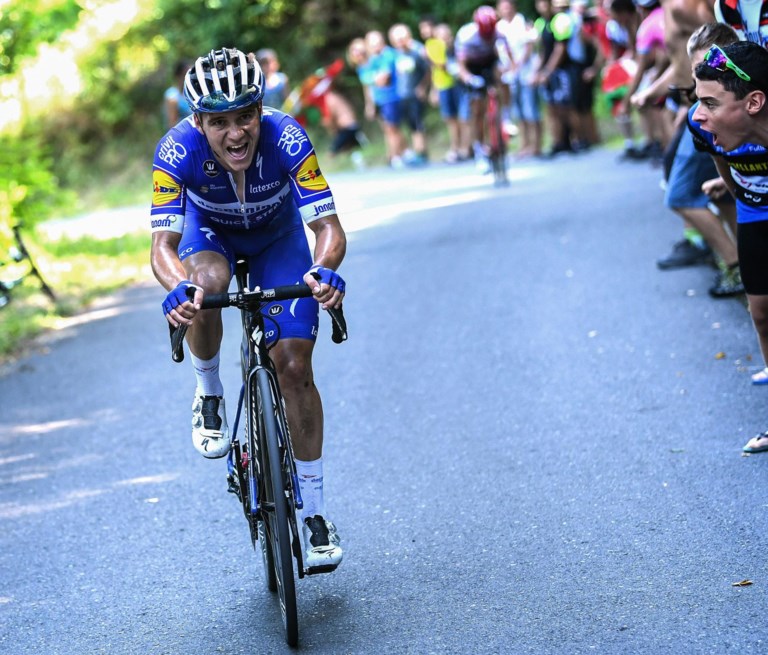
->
xmin=169 ymin=262 xmax=347 ymax=646
xmin=0 ymin=224 xmax=57 ymax=309
xmin=485 ymin=85 xmax=510 ymax=188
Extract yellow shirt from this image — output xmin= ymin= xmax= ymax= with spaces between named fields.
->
xmin=425 ymin=38 xmax=455 ymax=91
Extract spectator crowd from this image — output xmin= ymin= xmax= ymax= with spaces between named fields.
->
xmin=161 ymin=1 xmax=768 ymax=453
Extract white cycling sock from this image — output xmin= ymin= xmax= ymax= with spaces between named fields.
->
xmin=295 ymin=457 xmax=325 ymax=522
xmin=191 ymin=352 xmax=224 ymax=397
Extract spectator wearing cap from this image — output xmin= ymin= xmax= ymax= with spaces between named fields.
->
xmin=688 ymin=41 xmax=768 ymax=452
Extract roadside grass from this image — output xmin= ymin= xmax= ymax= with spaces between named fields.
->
xmin=0 ymin=232 xmax=152 ymax=361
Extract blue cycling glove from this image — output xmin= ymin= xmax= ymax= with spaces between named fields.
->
xmin=162 ymin=280 xmax=200 ymax=316
xmin=307 ymin=265 xmax=346 ymax=293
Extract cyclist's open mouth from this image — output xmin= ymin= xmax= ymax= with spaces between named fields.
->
xmin=228 ymin=143 xmax=249 ymax=161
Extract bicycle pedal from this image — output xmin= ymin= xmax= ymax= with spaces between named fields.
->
xmin=304 ymin=563 xmax=338 ymax=575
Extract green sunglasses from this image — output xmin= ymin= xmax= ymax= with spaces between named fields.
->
xmin=704 ymin=45 xmax=751 ymax=82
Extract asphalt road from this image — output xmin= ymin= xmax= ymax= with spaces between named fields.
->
xmin=2 ymin=148 xmax=767 ymax=654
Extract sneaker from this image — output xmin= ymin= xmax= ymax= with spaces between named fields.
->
xmin=743 ymin=430 xmax=768 ymax=453
xmin=656 ymin=239 xmax=713 ymax=270
xmin=620 ymin=146 xmax=649 ymax=161
xmin=443 ymin=150 xmax=459 ymax=164
xmin=475 ymin=157 xmax=491 ymax=174
xmin=405 ymin=152 xmax=428 ymax=167
xmin=191 ymin=393 xmax=230 ymax=458
xmin=709 ymin=265 xmax=744 ymax=297
xmin=752 ymin=367 xmax=768 ymax=385
xmin=302 ymin=515 xmax=343 ymax=571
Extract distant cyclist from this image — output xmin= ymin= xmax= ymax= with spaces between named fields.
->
xmin=455 ymin=5 xmax=513 ymax=165
xmin=149 ymin=48 xmax=346 ymax=570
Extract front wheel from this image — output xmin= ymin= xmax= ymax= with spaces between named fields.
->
xmin=256 ymin=369 xmax=299 ymax=647
xmin=487 ymin=92 xmax=509 ymax=187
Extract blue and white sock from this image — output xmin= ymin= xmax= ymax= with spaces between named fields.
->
xmin=295 ymin=457 xmax=325 ymax=522
xmin=191 ymin=352 xmax=224 ymax=397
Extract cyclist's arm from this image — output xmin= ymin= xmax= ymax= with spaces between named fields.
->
xmin=304 ymin=215 xmax=346 ymax=309
xmin=151 ymin=230 xmax=203 ymax=326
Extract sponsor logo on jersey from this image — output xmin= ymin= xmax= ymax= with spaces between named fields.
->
xmin=203 ymin=160 xmax=219 ymax=177
xmin=153 ymin=170 xmax=182 ymax=206
xmin=268 ymin=305 xmax=283 ymax=316
xmin=312 ymin=200 xmax=336 ymax=217
xmin=295 ymin=154 xmax=328 ymax=192
xmin=278 ymin=124 xmax=308 ymax=157
xmin=250 ymin=180 xmax=281 ymax=194
xmin=158 ymin=136 xmax=187 ymax=167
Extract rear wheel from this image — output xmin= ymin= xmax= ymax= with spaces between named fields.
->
xmin=256 ymin=369 xmax=298 ymax=647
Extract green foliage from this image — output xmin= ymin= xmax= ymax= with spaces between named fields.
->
xmin=0 ymin=132 xmax=74 ymax=238
xmin=0 ymin=0 xmax=82 ymax=74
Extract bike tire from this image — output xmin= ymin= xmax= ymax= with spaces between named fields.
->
xmin=257 ymin=519 xmax=277 ymax=593
xmin=487 ymin=93 xmax=509 ymax=187
xmin=256 ymin=368 xmax=299 ymax=647
xmin=489 ymin=124 xmax=508 ymax=186
xmin=244 ymin=366 xmax=278 ymax=593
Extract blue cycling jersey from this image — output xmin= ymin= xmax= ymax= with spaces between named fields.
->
xmin=150 ymin=108 xmax=337 ymax=235
xmin=688 ymin=103 xmax=768 ymax=224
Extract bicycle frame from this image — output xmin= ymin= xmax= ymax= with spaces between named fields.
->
xmin=486 ymin=86 xmax=510 ymax=187
xmin=168 ymin=262 xmax=347 ymax=647
xmin=226 ymin=262 xmax=305 ymax=574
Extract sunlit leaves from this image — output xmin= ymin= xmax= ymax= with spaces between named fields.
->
xmin=0 ymin=0 xmax=82 ymax=74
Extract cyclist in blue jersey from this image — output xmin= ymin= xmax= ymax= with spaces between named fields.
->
xmin=150 ymin=48 xmax=346 ymax=569
xmin=689 ymin=41 xmax=768 ymax=453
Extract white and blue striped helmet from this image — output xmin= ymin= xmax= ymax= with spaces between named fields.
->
xmin=183 ymin=48 xmax=265 ymax=113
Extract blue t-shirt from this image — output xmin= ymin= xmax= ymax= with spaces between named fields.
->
xmin=164 ymin=86 xmax=192 ymax=123
xmin=392 ymin=46 xmax=429 ymax=99
xmin=359 ymin=47 xmax=399 ymax=106
xmin=688 ymin=103 xmax=768 ymax=223
xmin=150 ymin=109 xmax=337 ymax=235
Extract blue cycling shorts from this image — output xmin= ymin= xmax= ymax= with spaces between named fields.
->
xmin=178 ymin=211 xmax=318 ymax=343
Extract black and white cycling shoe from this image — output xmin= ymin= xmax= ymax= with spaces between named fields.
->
xmin=302 ymin=515 xmax=343 ymax=572
xmin=191 ymin=393 xmax=230 ymax=458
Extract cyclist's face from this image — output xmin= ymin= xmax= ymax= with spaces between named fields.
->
xmin=196 ymin=104 xmax=262 ymax=173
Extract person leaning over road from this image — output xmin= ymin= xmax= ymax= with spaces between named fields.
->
xmin=149 ymin=48 xmax=346 ymax=569
xmin=689 ymin=41 xmax=768 ymax=452
xmin=646 ymin=21 xmax=743 ymax=297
